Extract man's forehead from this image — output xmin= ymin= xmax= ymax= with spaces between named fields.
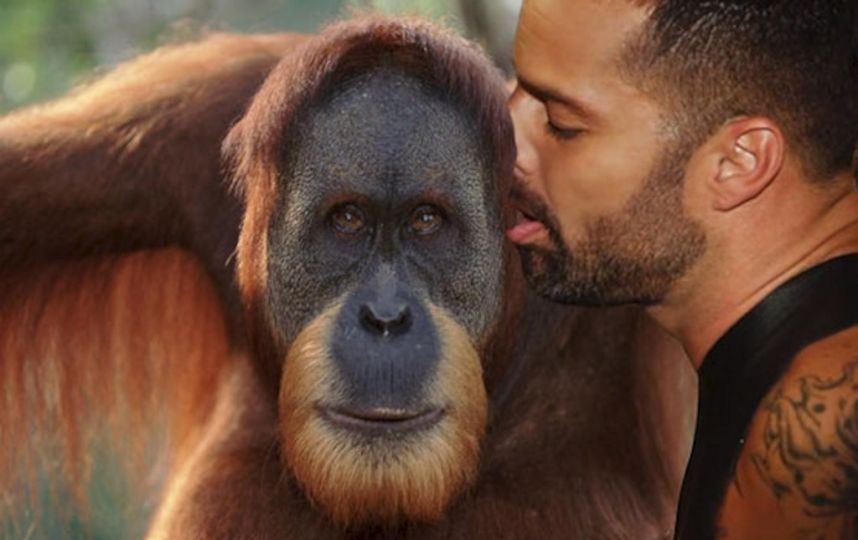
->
xmin=514 ymin=0 xmax=651 ymax=112
xmin=514 ymin=0 xmax=649 ymax=81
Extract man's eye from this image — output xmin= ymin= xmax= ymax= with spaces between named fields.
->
xmin=329 ymin=204 xmax=367 ymax=235
xmin=409 ymin=205 xmax=444 ymax=236
xmin=545 ymin=120 xmax=582 ymax=141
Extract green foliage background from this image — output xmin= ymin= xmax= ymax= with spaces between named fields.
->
xmin=0 ymin=0 xmax=462 ymax=113
xmin=0 ymin=0 xmax=101 ymax=111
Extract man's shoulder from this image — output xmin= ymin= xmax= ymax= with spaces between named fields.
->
xmin=789 ymin=323 xmax=858 ymax=378
xmin=754 ymin=323 xmax=858 ymax=523
xmin=715 ymin=324 xmax=858 ymax=539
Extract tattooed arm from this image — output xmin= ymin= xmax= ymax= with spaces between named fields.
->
xmin=717 ymin=326 xmax=858 ymax=540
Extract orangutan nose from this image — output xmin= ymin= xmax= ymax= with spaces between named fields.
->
xmin=360 ymin=301 xmax=413 ymax=337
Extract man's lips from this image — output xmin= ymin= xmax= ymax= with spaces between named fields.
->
xmin=506 ymin=207 xmax=551 ymax=246
xmin=507 ymin=183 xmax=555 ymax=247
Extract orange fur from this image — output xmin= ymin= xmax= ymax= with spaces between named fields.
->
xmin=0 ymin=32 xmax=304 ymax=147
xmin=279 ymin=302 xmax=487 ymax=527
xmin=0 ymin=32 xmax=305 ymax=530
xmin=0 ymin=18 xmax=695 ymax=539
xmin=0 ymin=249 xmax=232 ymax=528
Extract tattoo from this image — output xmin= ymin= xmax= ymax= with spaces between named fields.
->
xmin=751 ymin=359 xmax=858 ymax=539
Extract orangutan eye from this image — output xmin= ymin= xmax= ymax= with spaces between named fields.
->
xmin=329 ymin=203 xmax=367 ymax=235
xmin=409 ymin=205 xmax=444 ymax=236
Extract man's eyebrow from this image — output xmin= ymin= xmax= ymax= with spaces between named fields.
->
xmin=515 ymin=72 xmax=596 ymax=121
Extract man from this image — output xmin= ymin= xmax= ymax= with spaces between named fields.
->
xmin=506 ymin=0 xmax=858 ymax=539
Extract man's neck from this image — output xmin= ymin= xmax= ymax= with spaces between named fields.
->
xmin=647 ymin=173 xmax=858 ymax=369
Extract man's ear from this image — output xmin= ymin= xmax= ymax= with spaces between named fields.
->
xmin=706 ymin=117 xmax=785 ymax=211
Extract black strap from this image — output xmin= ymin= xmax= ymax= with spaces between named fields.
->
xmin=674 ymin=254 xmax=858 ymax=539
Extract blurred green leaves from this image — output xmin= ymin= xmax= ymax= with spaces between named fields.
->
xmin=348 ymin=0 xmax=461 ymax=21
xmin=0 ymin=0 xmax=102 ymax=111
xmin=0 ymin=0 xmax=460 ymax=113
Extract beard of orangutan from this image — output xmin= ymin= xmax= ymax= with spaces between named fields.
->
xmin=517 ymin=142 xmax=707 ymax=307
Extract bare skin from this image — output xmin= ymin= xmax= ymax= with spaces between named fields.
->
xmin=507 ymin=0 xmax=858 ymax=537
xmin=721 ymin=327 xmax=858 ymax=539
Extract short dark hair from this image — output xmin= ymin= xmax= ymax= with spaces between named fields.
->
xmin=622 ymin=0 xmax=858 ymax=181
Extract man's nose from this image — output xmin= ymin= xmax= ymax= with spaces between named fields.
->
xmin=507 ymin=83 xmax=541 ymax=179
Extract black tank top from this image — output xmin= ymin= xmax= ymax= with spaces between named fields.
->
xmin=673 ymin=254 xmax=858 ymax=540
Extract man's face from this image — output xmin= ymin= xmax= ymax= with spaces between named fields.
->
xmin=507 ymin=0 xmax=705 ymax=305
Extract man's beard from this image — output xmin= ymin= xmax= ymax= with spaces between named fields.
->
xmin=513 ymin=145 xmax=706 ymax=306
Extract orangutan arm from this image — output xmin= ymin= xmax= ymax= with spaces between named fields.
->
xmin=0 ymin=32 xmax=305 ymax=274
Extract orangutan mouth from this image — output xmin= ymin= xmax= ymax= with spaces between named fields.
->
xmin=319 ymin=406 xmax=445 ymax=435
